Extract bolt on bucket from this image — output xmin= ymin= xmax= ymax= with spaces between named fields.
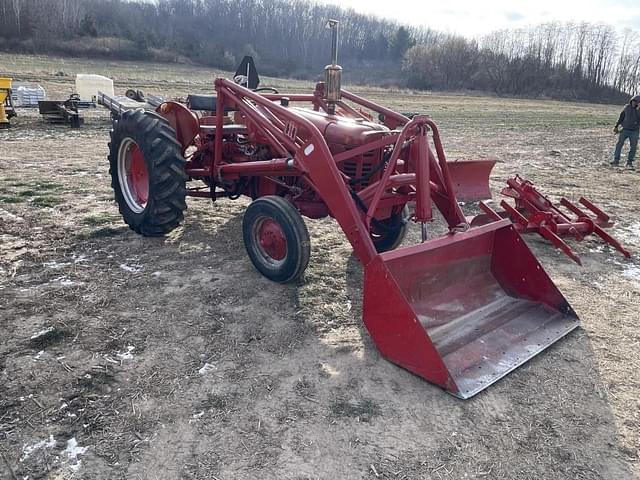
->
xmin=362 ymin=219 xmax=579 ymax=399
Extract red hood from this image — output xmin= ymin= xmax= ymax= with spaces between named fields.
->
xmin=291 ymin=107 xmax=389 ymax=146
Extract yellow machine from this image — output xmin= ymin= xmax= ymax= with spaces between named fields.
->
xmin=0 ymin=77 xmax=17 ymax=128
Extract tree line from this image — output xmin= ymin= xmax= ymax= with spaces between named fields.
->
xmin=404 ymin=23 xmax=638 ymax=101
xmin=1 ymin=0 xmax=637 ymax=102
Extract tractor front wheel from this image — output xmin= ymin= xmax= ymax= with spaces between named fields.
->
xmin=371 ymin=206 xmax=409 ymax=253
xmin=242 ymin=196 xmax=310 ymax=283
xmin=108 ymin=109 xmax=187 ymax=236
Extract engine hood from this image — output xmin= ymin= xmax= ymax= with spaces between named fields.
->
xmin=291 ymin=107 xmax=389 ymax=146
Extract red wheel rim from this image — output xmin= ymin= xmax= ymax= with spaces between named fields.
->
xmin=256 ymin=218 xmax=287 ymax=261
xmin=117 ymin=138 xmax=149 ymax=213
xmin=128 ymin=144 xmax=149 ymax=206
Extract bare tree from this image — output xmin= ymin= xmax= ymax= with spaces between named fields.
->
xmin=11 ymin=0 xmax=22 ymax=36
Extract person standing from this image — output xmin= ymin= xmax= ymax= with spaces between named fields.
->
xmin=613 ymin=95 xmax=640 ymax=169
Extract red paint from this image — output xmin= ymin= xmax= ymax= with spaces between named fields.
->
xmin=129 ymin=143 xmax=148 ymax=205
xmin=257 ymin=218 xmax=287 ymax=260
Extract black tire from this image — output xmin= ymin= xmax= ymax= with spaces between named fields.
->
xmin=242 ymin=196 xmax=310 ymax=283
xmin=371 ymin=206 xmax=409 ymax=253
xmin=108 ymin=109 xmax=187 ymax=236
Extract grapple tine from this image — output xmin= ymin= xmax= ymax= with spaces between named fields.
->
xmin=560 ymin=198 xmax=631 ymax=258
xmin=538 ymin=225 xmax=582 ymax=265
xmin=559 ymin=197 xmax=587 ymax=219
xmin=592 ymin=224 xmax=632 ymax=258
xmin=579 ymin=197 xmax=611 ymax=225
xmin=478 ymin=200 xmax=502 ymax=221
xmin=500 ymin=200 xmax=530 ymax=228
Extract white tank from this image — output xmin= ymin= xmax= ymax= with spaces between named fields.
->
xmin=75 ymin=74 xmax=114 ymax=101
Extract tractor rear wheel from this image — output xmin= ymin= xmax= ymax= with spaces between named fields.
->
xmin=242 ymin=196 xmax=310 ymax=283
xmin=371 ymin=206 xmax=409 ymax=253
xmin=108 ymin=109 xmax=187 ymax=236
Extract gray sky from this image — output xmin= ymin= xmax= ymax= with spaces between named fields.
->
xmin=323 ymin=0 xmax=640 ymax=37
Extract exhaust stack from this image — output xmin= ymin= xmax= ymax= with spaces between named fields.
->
xmin=324 ymin=19 xmax=342 ymax=115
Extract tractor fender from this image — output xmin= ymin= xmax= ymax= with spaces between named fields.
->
xmin=156 ymin=101 xmax=199 ymax=153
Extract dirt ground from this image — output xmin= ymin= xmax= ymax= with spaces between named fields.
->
xmin=1 ymin=53 xmax=639 ymax=480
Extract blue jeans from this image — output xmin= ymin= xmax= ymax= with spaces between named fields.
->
xmin=614 ymin=129 xmax=639 ymax=164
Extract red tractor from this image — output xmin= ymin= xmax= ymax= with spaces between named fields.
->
xmin=108 ymin=22 xmax=578 ymax=398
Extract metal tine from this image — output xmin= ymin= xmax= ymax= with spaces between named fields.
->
xmin=578 ymin=197 xmax=611 ymax=225
xmin=500 ymin=200 xmax=529 ymax=227
xmin=592 ymin=225 xmax=632 ymax=258
xmin=538 ymin=225 xmax=582 ymax=265
xmin=479 ymin=201 xmax=502 ymax=221
xmin=557 ymin=198 xmax=585 ymax=241
xmin=561 ymin=198 xmax=631 ymax=258
xmin=503 ymin=196 xmax=583 ymax=264
xmin=559 ymin=198 xmax=591 ymax=238
xmin=560 ymin=197 xmax=589 ymax=218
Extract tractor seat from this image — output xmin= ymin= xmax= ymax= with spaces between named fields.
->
xmin=187 ymin=94 xmax=237 ymax=114
xmin=187 ymin=94 xmax=217 ymax=111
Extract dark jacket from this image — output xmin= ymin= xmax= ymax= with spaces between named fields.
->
xmin=616 ymin=103 xmax=640 ymax=131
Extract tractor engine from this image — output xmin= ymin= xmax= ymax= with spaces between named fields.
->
xmin=291 ymin=107 xmax=391 ymax=189
xmin=220 ymin=106 xmax=394 ymax=219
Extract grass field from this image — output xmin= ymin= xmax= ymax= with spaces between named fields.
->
xmin=1 ymin=52 xmax=639 ymax=480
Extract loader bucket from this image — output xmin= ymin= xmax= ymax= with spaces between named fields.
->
xmin=362 ymin=219 xmax=579 ymax=399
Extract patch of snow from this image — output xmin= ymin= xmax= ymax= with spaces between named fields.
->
xmin=119 ymin=263 xmax=142 ymax=273
xmin=51 ymin=276 xmax=76 ymax=287
xmin=198 ymin=363 xmax=216 ymax=375
xmin=192 ymin=411 xmax=205 ymax=418
xmin=43 ymin=260 xmax=70 ymax=270
xmin=30 ymin=327 xmax=54 ymax=340
xmin=34 ymin=350 xmax=44 ymax=360
xmin=20 ymin=435 xmax=56 ymax=461
xmin=626 ymin=222 xmax=640 ymax=236
xmin=116 ymin=345 xmax=135 ymax=360
xmin=0 ymin=207 xmax=24 ymax=222
xmin=63 ymin=437 xmax=88 ymax=472
xmin=618 ymin=222 xmax=640 ymax=246
xmin=151 ymin=271 xmax=162 ymax=277
xmin=623 ymin=265 xmax=640 ymax=285
xmin=73 ymin=253 xmax=88 ymax=264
